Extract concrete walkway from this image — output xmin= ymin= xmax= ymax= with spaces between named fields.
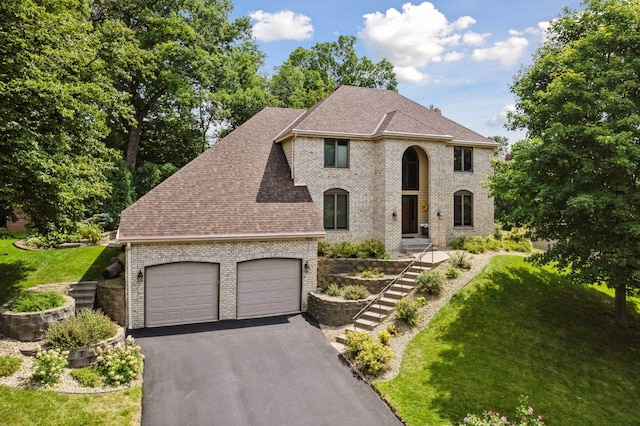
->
xmin=134 ymin=314 xmax=401 ymax=426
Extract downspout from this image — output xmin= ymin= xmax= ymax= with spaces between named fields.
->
xmin=292 ymin=132 xmax=297 ymax=181
xmin=127 ymin=242 xmax=132 ymax=329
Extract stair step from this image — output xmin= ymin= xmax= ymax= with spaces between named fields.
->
xmin=335 ymin=334 xmax=348 ymax=345
xmin=354 ymin=318 xmax=379 ymax=331
xmin=378 ymin=296 xmax=399 ymax=307
xmin=369 ymin=304 xmax=394 ymax=315
xmin=69 ymin=289 xmax=96 ymax=297
xmin=361 ymin=310 xmax=389 ymax=322
xmin=384 ymin=289 xmax=409 ymax=299
xmin=395 ymin=279 xmax=416 ymax=288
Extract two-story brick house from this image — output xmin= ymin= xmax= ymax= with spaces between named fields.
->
xmin=117 ymin=86 xmax=497 ymax=328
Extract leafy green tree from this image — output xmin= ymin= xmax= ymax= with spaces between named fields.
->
xmin=0 ymin=0 xmax=127 ymax=234
xmin=488 ymin=0 xmax=640 ymax=327
xmin=270 ymin=35 xmax=398 ymax=109
xmin=92 ymin=0 xmax=261 ymax=169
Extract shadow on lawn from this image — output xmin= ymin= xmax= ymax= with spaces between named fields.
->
xmin=0 ymin=260 xmax=34 ymax=305
xmin=423 ymin=261 xmax=640 ymax=425
xmin=79 ymin=245 xmax=122 ymax=282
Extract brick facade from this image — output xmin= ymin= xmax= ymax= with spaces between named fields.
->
xmin=288 ymin=136 xmax=495 ymax=251
xmin=127 ymin=239 xmax=317 ymax=329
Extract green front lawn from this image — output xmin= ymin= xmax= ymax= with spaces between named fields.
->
xmin=376 ymin=255 xmax=640 ymax=425
xmin=0 ymin=385 xmax=141 ymax=426
xmin=0 ymin=234 xmax=120 ymax=304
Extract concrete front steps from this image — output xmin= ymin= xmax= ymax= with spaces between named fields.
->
xmin=69 ymin=281 xmax=98 ymax=312
xmin=335 ymin=257 xmax=443 ymax=346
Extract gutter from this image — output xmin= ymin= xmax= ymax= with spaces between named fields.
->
xmin=117 ymin=231 xmax=326 ymax=245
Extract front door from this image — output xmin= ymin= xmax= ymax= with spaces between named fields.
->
xmin=402 ymin=195 xmax=418 ymax=234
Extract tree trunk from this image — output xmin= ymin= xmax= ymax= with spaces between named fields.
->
xmin=613 ymin=285 xmax=628 ymax=328
xmin=125 ymin=122 xmax=142 ymax=170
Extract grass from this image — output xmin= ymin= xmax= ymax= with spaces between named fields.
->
xmin=0 ymin=385 xmax=141 ymax=426
xmin=0 ymin=234 xmax=120 ymax=305
xmin=375 ymin=255 xmax=640 ymax=425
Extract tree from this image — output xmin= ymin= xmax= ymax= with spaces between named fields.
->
xmin=270 ymin=35 xmax=398 ymax=108
xmin=488 ymin=0 xmax=640 ymax=327
xmin=92 ymin=0 xmax=260 ymax=169
xmin=0 ymin=0 xmax=127 ymax=234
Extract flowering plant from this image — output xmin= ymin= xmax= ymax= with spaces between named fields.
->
xmin=461 ymin=396 xmax=545 ymax=426
xmin=31 ymin=347 xmax=69 ymax=386
xmin=95 ymin=335 xmax=144 ymax=387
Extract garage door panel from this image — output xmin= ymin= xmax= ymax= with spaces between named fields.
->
xmin=146 ymin=262 xmax=219 ymax=327
xmin=237 ymin=259 xmax=301 ymax=319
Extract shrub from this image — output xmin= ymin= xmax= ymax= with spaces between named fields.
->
xmin=359 ymin=240 xmax=387 ymax=259
xmin=494 ymin=222 xmax=504 ymax=240
xmin=416 ymin=271 xmax=444 ymax=296
xmin=322 ymin=283 xmax=342 ymax=297
xmin=0 ymin=355 xmax=22 ymax=377
xmin=342 ymin=285 xmax=369 ymax=300
xmin=77 ymin=223 xmax=103 ymax=243
xmin=461 ymin=395 xmax=545 ymax=426
xmin=31 ymin=348 xmax=69 ymax=386
xmin=445 ymin=268 xmax=460 ymax=279
xmin=95 ymin=336 xmax=144 ymax=386
xmin=386 ymin=323 xmax=399 ymax=336
xmin=449 ymin=236 xmax=466 ymax=250
xmin=450 ymin=251 xmax=472 ymax=269
xmin=317 ymin=241 xmax=330 ymax=257
xmin=361 ymin=267 xmax=385 ymax=279
xmin=378 ymin=329 xmax=391 ymax=346
xmin=71 ymin=366 xmax=101 ymax=388
xmin=46 ymin=309 xmax=117 ymax=351
xmin=9 ymin=291 xmax=66 ymax=313
xmin=344 ymin=331 xmax=394 ymax=376
xmin=395 ymin=298 xmax=420 ymax=326
xmin=416 ymin=296 xmax=427 ymax=306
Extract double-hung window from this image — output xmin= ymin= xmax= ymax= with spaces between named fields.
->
xmin=454 ymin=146 xmax=473 ymax=171
xmin=324 ymin=139 xmax=349 ymax=168
xmin=454 ymin=191 xmax=473 ymax=227
xmin=324 ymin=189 xmax=348 ymax=230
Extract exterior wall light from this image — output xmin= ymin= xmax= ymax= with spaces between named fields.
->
xmin=437 ymin=210 xmax=441 ymax=219
xmin=392 ymin=212 xmax=398 ymax=220
xmin=304 ymin=261 xmax=310 ymax=270
xmin=137 ymin=269 xmax=144 ymax=282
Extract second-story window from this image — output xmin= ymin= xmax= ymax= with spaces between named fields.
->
xmin=454 ymin=146 xmax=473 ymax=171
xmin=324 ymin=139 xmax=349 ymax=168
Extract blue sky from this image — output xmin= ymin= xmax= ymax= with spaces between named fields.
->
xmin=230 ymin=1 xmax=584 ymax=143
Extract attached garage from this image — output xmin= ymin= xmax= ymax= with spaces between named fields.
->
xmin=237 ymin=258 xmax=301 ymax=319
xmin=145 ymin=262 xmax=219 ymax=327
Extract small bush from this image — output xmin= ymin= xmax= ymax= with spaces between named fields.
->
xmin=416 ymin=296 xmax=427 ymax=306
xmin=494 ymin=222 xmax=504 ymax=240
xmin=378 ymin=329 xmax=391 ymax=346
xmin=345 ymin=331 xmax=394 ymax=376
xmin=416 ymin=271 xmax=445 ymax=296
xmin=342 ymin=285 xmax=369 ymax=300
xmin=77 ymin=223 xmax=103 ymax=243
xmin=71 ymin=366 xmax=101 ymax=388
xmin=359 ymin=240 xmax=387 ymax=259
xmin=0 ymin=355 xmax=22 ymax=377
xmin=319 ymin=240 xmax=389 ymax=259
xmin=9 ymin=291 xmax=66 ymax=313
xmin=450 ymin=251 xmax=472 ymax=269
xmin=395 ymin=298 xmax=420 ymax=326
xmin=445 ymin=268 xmax=460 ymax=279
xmin=449 ymin=236 xmax=466 ymax=250
xmin=461 ymin=395 xmax=545 ymax=426
xmin=386 ymin=323 xmax=399 ymax=336
xmin=322 ymin=283 xmax=342 ymax=297
xmin=95 ymin=336 xmax=144 ymax=386
xmin=361 ymin=267 xmax=385 ymax=279
xmin=46 ymin=309 xmax=117 ymax=351
xmin=317 ymin=241 xmax=330 ymax=257
xmin=31 ymin=348 xmax=69 ymax=386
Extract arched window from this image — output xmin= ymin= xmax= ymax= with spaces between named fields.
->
xmin=402 ymin=147 xmax=419 ymax=190
xmin=454 ymin=190 xmax=473 ymax=227
xmin=324 ymin=189 xmax=348 ymax=230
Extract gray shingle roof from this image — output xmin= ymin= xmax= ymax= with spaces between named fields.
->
xmin=117 ymin=107 xmax=325 ymax=242
xmin=275 ymin=85 xmax=494 ymax=143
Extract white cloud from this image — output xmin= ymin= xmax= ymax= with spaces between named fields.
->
xmin=463 ymin=32 xmax=490 ymax=46
xmin=471 ymin=37 xmax=528 ymax=67
xmin=360 ymin=2 xmax=479 ymax=83
xmin=487 ymin=104 xmax=516 ymax=127
xmin=249 ymin=10 xmax=313 ymax=42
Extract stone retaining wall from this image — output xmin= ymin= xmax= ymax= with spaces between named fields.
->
xmin=318 ymin=258 xmax=412 ymax=278
xmin=67 ymin=326 xmax=125 ymax=368
xmin=96 ymin=277 xmax=126 ymax=326
xmin=307 ymin=291 xmax=373 ymax=326
xmin=320 ymin=275 xmax=393 ymax=294
xmin=0 ymin=296 xmax=75 ymax=341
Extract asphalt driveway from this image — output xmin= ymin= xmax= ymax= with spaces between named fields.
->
xmin=133 ymin=314 xmax=401 ymax=426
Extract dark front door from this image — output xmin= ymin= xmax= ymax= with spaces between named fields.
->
xmin=402 ymin=195 xmax=418 ymax=234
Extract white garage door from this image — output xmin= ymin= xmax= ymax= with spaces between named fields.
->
xmin=146 ymin=262 xmax=219 ymax=327
xmin=237 ymin=258 xmax=301 ymax=319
